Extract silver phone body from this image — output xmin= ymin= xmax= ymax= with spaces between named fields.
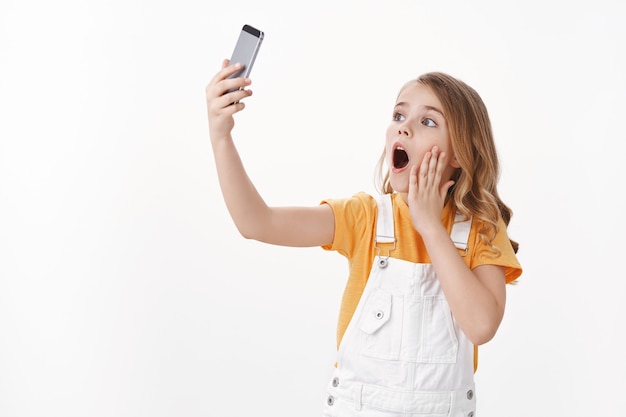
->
xmin=227 ymin=24 xmax=264 ymax=90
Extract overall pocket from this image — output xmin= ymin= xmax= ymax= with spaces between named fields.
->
xmin=357 ymin=288 xmax=403 ymax=361
xmin=409 ymin=295 xmax=459 ymax=364
xmin=358 ymin=290 xmax=459 ymax=364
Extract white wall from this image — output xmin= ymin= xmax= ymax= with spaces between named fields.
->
xmin=1 ymin=0 xmax=624 ymax=416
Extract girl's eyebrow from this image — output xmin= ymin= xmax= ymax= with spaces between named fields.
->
xmin=423 ymin=105 xmax=444 ymax=117
xmin=394 ymin=102 xmax=444 ymax=117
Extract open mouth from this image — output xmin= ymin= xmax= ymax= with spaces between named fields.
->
xmin=393 ymin=146 xmax=409 ymax=169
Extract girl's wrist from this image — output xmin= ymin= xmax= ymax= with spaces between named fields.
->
xmin=416 ymin=221 xmax=448 ymax=243
xmin=210 ymin=131 xmax=233 ymax=145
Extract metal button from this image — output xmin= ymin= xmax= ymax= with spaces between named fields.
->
xmin=327 ymin=395 xmax=335 ymax=406
xmin=378 ymin=257 xmax=388 ymax=268
xmin=468 ymin=412 xmax=474 ymax=417
xmin=467 ymin=389 xmax=473 ymax=400
xmin=332 ymin=377 xmax=339 ymax=387
xmin=375 ymin=310 xmax=384 ymax=320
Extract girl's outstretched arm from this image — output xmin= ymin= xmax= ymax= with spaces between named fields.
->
xmin=407 ymin=147 xmax=506 ymax=346
xmin=206 ymin=60 xmax=334 ymax=247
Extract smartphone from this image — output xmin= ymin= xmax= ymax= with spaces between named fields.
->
xmin=226 ymin=24 xmax=264 ymax=92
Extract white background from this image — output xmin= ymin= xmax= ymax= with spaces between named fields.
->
xmin=1 ymin=0 xmax=625 ymax=416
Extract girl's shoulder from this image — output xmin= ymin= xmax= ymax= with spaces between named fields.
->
xmin=322 ymin=191 xmax=379 ymax=215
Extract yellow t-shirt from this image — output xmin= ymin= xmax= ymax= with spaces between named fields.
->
xmin=321 ymin=192 xmax=522 ymax=369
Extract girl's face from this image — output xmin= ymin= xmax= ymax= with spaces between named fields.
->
xmin=385 ymin=81 xmax=459 ymax=194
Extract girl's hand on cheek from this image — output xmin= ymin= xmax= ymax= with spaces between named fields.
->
xmin=408 ymin=146 xmax=456 ymax=236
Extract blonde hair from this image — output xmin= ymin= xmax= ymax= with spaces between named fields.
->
xmin=375 ymin=72 xmax=519 ymax=253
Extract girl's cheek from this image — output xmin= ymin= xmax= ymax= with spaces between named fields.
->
xmin=412 ymin=150 xmax=426 ymax=164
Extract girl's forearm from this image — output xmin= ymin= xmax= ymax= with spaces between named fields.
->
xmin=211 ymin=135 xmax=271 ymax=240
xmin=422 ymin=225 xmax=506 ymax=345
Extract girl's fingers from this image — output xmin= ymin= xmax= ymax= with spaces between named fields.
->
xmin=207 ymin=61 xmax=247 ymax=93
xmin=216 ymin=61 xmax=242 ymax=82
xmin=418 ymin=151 xmax=431 ymax=184
xmin=222 ymin=77 xmax=252 ymax=94
xmin=207 ymin=75 xmax=252 ymax=107
xmin=409 ymin=164 xmax=419 ymax=188
xmin=421 ymin=146 xmax=450 ymax=186
xmin=435 ymin=151 xmax=448 ymax=178
xmin=208 ymin=63 xmax=236 ymax=87
xmin=428 ymin=147 xmax=440 ymax=179
xmin=408 ymin=164 xmax=420 ymax=203
xmin=224 ymin=86 xmax=253 ymax=103
xmin=211 ymin=88 xmax=253 ymax=115
xmin=442 ymin=179 xmax=456 ymax=195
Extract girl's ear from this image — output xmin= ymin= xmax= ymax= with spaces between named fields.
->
xmin=450 ymin=155 xmax=461 ymax=169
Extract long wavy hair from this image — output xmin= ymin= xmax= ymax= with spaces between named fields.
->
xmin=375 ymin=72 xmax=519 ymax=254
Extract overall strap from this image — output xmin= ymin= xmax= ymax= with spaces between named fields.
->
xmin=375 ymin=194 xmax=395 ymax=244
xmin=451 ymin=212 xmax=472 ymax=252
xmin=377 ymin=194 xmax=472 ymax=252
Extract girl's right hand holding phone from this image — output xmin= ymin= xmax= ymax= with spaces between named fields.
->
xmin=205 ymin=59 xmax=253 ymax=142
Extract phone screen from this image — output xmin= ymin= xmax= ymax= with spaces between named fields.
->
xmin=228 ymin=25 xmax=264 ymax=80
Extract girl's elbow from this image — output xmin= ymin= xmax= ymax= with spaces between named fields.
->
xmin=465 ymin=306 xmax=505 ymax=345
xmin=235 ymin=222 xmax=261 ymax=241
xmin=468 ymin=331 xmax=495 ymax=346
xmin=238 ymin=228 xmax=261 ymax=241
xmin=466 ymin=322 xmax=500 ymax=346
xmin=237 ymin=223 xmax=273 ymax=243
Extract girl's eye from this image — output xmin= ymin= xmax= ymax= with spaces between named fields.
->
xmin=393 ymin=112 xmax=405 ymax=121
xmin=422 ymin=118 xmax=437 ymax=127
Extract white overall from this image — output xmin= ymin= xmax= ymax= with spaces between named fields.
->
xmin=324 ymin=195 xmax=476 ymax=417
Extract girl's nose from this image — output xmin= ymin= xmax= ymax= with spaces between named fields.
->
xmin=398 ymin=128 xmax=410 ymax=136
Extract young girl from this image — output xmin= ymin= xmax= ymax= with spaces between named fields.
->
xmin=206 ymin=60 xmax=522 ymax=417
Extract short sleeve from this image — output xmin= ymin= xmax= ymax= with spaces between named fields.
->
xmin=470 ymin=216 xmax=522 ymax=284
xmin=320 ymin=192 xmax=376 ymax=259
